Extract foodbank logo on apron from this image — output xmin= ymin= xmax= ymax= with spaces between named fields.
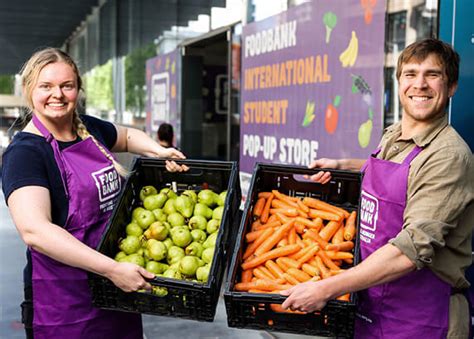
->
xmin=359 ymin=190 xmax=378 ymax=244
xmin=92 ymin=165 xmax=122 ymax=211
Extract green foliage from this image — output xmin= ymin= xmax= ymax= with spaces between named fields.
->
xmin=125 ymin=43 xmax=156 ymax=114
xmin=0 ymin=75 xmax=14 ymax=94
xmin=83 ymin=61 xmax=114 ymax=111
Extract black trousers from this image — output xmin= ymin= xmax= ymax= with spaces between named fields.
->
xmin=21 ymin=285 xmax=33 ymax=339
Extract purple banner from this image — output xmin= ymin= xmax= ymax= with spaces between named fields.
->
xmin=146 ymin=50 xmax=181 ymax=147
xmin=240 ymin=0 xmax=386 ymax=184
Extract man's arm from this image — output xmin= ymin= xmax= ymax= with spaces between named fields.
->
xmin=281 ymin=243 xmax=415 ymax=312
xmin=308 ymin=158 xmax=366 ymax=184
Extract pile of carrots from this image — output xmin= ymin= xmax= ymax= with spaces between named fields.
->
xmin=234 ymin=190 xmax=357 ymax=312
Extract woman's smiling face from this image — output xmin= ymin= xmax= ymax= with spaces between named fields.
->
xmin=398 ymin=53 xmax=457 ymax=124
xmin=31 ymin=61 xmax=79 ymax=122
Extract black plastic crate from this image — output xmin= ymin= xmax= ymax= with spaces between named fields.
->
xmin=224 ymin=163 xmax=362 ymax=338
xmin=89 ymin=157 xmax=241 ymax=322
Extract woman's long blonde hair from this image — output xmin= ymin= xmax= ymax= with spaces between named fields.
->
xmin=20 ymin=47 xmax=128 ymax=177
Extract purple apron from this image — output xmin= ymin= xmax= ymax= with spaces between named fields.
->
xmin=31 ymin=115 xmax=142 ymax=339
xmin=354 ymin=146 xmax=451 ymax=339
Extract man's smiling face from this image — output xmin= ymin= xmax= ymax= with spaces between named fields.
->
xmin=398 ymin=53 xmax=457 ymax=124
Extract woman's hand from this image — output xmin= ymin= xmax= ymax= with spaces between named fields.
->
xmin=307 ymin=158 xmax=339 ymax=184
xmin=106 ymin=261 xmax=155 ymax=292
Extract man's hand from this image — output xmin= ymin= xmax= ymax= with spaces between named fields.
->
xmin=280 ymin=280 xmax=331 ymax=312
xmin=307 ymin=158 xmax=339 ymax=184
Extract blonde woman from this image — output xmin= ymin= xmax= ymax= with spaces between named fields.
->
xmin=2 ymin=48 xmax=186 ymax=338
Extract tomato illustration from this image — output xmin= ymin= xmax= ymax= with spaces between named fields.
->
xmin=325 ymin=95 xmax=341 ymax=134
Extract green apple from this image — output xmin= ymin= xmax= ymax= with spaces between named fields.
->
xmin=193 ymin=203 xmax=213 ymax=219
xmin=191 ymin=229 xmax=207 ymax=243
xmin=185 ymin=242 xmax=203 ymax=257
xmin=163 ymin=199 xmax=177 ymax=215
xmin=167 ymin=212 xmax=185 ymax=227
xmin=132 ymin=207 xmax=146 ymax=222
xmin=160 ymin=188 xmax=178 ymax=200
xmin=114 ymin=251 xmax=127 ymax=261
xmin=152 ymin=208 xmax=167 ymax=222
xmin=206 ymin=219 xmax=220 ymax=234
xmin=124 ymin=253 xmax=145 ymax=267
xmin=119 ymin=235 xmax=141 ymax=254
xmin=188 ymin=215 xmax=207 ymax=231
xmin=203 ymin=232 xmax=218 ymax=249
xmin=148 ymin=222 xmax=169 ymax=241
xmin=198 ymin=189 xmax=218 ymax=207
xmin=179 ymin=256 xmax=200 ymax=276
xmin=144 ymin=193 xmax=168 ymax=210
xmin=216 ymin=190 xmax=227 ymax=206
xmin=136 ymin=209 xmax=155 ymax=229
xmin=212 ymin=206 xmax=224 ymax=220
xmin=196 ymin=265 xmax=211 ymax=282
xmin=201 ymin=247 xmax=215 ymax=264
xmin=126 ymin=222 xmax=143 ymax=237
xmin=140 ymin=185 xmax=158 ymax=201
xmin=167 ymin=246 xmax=185 ymax=265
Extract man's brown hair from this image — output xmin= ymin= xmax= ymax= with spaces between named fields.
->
xmin=396 ymin=38 xmax=460 ymax=88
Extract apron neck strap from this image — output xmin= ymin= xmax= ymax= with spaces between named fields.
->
xmin=402 ymin=145 xmax=423 ymax=165
xmin=32 ymin=114 xmax=54 ymax=142
xmin=361 ymin=147 xmax=381 ymax=172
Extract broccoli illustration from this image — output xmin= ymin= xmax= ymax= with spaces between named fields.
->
xmin=323 ymin=12 xmax=338 ymax=44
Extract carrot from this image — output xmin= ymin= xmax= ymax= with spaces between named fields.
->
xmin=326 ymin=241 xmax=354 ymax=252
xmin=254 ymin=220 xmax=281 ymax=230
xmin=344 ymin=211 xmax=357 ymax=241
xmin=272 ymin=190 xmax=299 ymax=208
xmin=254 ymin=220 xmax=295 ymax=256
xmin=324 ymin=251 xmax=353 ymax=260
xmin=297 ymin=210 xmax=309 ymax=219
xmin=304 ymin=229 xmax=329 ymax=248
xmin=336 ymin=293 xmax=350 ymax=302
xmin=246 ymin=228 xmax=267 ymax=243
xmin=265 ymin=260 xmax=285 ymax=279
xmin=288 ymin=245 xmax=312 ymax=260
xmin=248 ymin=289 xmax=273 ymax=294
xmin=253 ymin=267 xmax=274 ymax=280
xmin=253 ymin=197 xmax=266 ymax=217
xmin=317 ymin=250 xmax=340 ymax=270
xmin=310 ymin=276 xmax=322 ymax=282
xmin=283 ymin=272 xmax=300 ymax=285
xmin=251 ymin=219 xmax=262 ymax=231
xmin=241 ymin=269 xmax=253 ymax=283
xmin=241 ymin=244 xmax=301 ymax=270
xmin=297 ymin=244 xmax=320 ymax=266
xmin=271 ymin=199 xmax=294 ymax=210
xmin=287 ymin=267 xmax=312 ymax=282
xmin=308 ymin=209 xmax=343 ymax=222
xmin=294 ymin=222 xmax=306 ymax=234
xmin=276 ymin=257 xmax=291 ymax=271
xmin=303 ymin=197 xmax=349 ymax=218
xmin=270 ymin=208 xmax=299 ymax=217
xmin=275 ymin=212 xmax=291 ymax=224
xmin=295 ymin=216 xmax=321 ymax=229
xmin=288 ymin=227 xmax=297 ymax=245
xmin=277 ymin=256 xmax=301 ymax=269
xmin=267 ymin=214 xmax=282 ymax=225
xmin=270 ymin=303 xmax=306 ymax=314
xmin=277 ymin=238 xmax=288 ymax=247
xmin=243 ymin=227 xmax=273 ymax=260
xmin=330 ymin=269 xmax=346 ymax=276
xmin=258 ymin=192 xmax=272 ymax=199
xmin=319 ymin=221 xmax=342 ymax=241
xmin=260 ymin=193 xmax=274 ymax=223
xmin=343 ymin=258 xmax=354 ymax=265
xmin=313 ymin=256 xmax=331 ymax=279
xmin=296 ymin=199 xmax=310 ymax=213
xmin=235 ymin=279 xmax=291 ymax=291
xmin=296 ymin=235 xmax=305 ymax=248
xmin=331 ymin=224 xmax=345 ymax=244
xmin=301 ymin=263 xmax=320 ymax=277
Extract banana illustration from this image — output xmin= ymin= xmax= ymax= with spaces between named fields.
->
xmin=339 ymin=31 xmax=359 ymax=67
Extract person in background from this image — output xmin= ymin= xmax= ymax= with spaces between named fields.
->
xmin=1 ymin=47 xmax=187 ymax=339
xmin=157 ymin=122 xmax=175 ymax=148
xmin=281 ymin=38 xmax=474 ymax=338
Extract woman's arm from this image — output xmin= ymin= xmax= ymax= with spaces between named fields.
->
xmin=8 ymin=185 xmax=154 ymax=292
